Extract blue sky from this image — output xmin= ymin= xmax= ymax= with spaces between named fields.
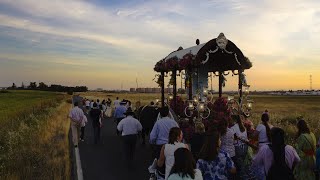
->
xmin=0 ymin=0 xmax=319 ymax=90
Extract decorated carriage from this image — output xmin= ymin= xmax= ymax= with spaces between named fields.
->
xmin=153 ymin=33 xmax=253 ymax=119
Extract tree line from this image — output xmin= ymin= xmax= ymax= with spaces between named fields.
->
xmin=7 ymin=82 xmax=88 ymax=93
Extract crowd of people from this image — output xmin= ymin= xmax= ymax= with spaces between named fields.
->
xmin=68 ymin=96 xmax=320 ymax=180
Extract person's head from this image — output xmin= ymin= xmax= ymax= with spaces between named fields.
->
xmin=270 ymin=127 xmax=286 ymax=166
xmin=159 ymin=106 xmax=169 ymax=117
xmin=150 ymin=101 xmax=155 ymax=106
xmin=93 ymin=102 xmax=98 ymax=108
xmin=195 ymin=122 xmax=205 ymax=134
xmin=198 ymin=131 xmax=221 ymax=161
xmin=97 ymin=99 xmax=99 ymax=102
xmin=170 ymin=148 xmax=196 ymax=179
xmin=124 ymin=107 xmax=135 ymax=116
xmin=296 ymin=119 xmax=310 ymax=137
xmin=135 ymin=101 xmax=141 ymax=108
xmin=261 ymin=110 xmax=271 ymax=141
xmin=261 ymin=110 xmax=269 ymax=123
xmin=116 ymin=97 xmax=119 ymax=100
xmin=168 ymin=127 xmax=183 ymax=144
xmin=74 ymin=102 xmax=79 ymax=106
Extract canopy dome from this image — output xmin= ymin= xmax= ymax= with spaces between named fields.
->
xmin=195 ymin=33 xmax=252 ymax=72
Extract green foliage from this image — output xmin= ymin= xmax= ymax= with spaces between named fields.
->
xmin=0 ymin=90 xmax=67 ymax=178
xmin=0 ymin=90 xmax=9 ymax=93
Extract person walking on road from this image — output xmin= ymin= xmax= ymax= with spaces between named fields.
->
xmin=105 ymin=98 xmax=112 ymax=117
xmin=117 ymin=107 xmax=142 ymax=168
xmin=139 ymin=101 xmax=158 ymax=145
xmin=149 ymin=106 xmax=179 ymax=159
xmin=68 ymin=102 xmax=84 ymax=147
xmin=114 ymin=97 xmax=120 ymax=110
xmin=114 ymin=101 xmax=127 ymax=135
xmin=80 ymin=113 xmax=88 ymax=142
xmin=90 ymin=103 xmax=103 ymax=144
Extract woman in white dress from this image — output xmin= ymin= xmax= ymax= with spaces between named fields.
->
xmin=157 ymin=127 xmax=189 ymax=180
xmin=256 ymin=110 xmax=273 ymax=147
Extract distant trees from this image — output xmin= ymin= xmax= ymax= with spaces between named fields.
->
xmin=28 ymin=82 xmax=37 ymax=89
xmin=7 ymin=82 xmax=88 ymax=92
xmin=38 ymin=82 xmax=48 ymax=90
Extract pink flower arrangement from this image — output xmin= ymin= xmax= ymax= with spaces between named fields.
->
xmin=166 ymin=57 xmax=179 ymax=70
xmin=206 ymin=98 xmax=231 ymax=132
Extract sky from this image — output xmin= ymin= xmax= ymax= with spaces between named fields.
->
xmin=0 ymin=0 xmax=319 ymax=91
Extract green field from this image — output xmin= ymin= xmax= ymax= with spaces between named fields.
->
xmin=0 ymin=90 xmax=63 ymax=126
xmin=81 ymin=92 xmax=320 ymax=142
xmin=0 ymin=90 xmax=70 ymax=179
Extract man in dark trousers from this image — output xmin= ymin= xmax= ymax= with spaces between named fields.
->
xmin=117 ymin=107 xmax=142 ymax=168
xmin=139 ymin=101 xmax=158 ymax=145
xmin=89 ymin=103 xmax=102 ymax=144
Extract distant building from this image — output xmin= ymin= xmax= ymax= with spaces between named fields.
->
xmin=129 ymin=87 xmax=162 ymax=93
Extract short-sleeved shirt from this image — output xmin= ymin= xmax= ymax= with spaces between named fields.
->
xmin=69 ymin=106 xmax=84 ymax=123
xmin=85 ymin=100 xmax=90 ymax=107
xmin=256 ymin=123 xmax=273 ymax=145
xmin=252 ymin=144 xmax=300 ymax=173
xmin=149 ymin=117 xmax=179 ymax=145
xmin=231 ymin=123 xmax=248 ymax=146
xmin=196 ymin=150 xmax=235 ymax=180
xmin=117 ymin=116 xmax=142 ymax=136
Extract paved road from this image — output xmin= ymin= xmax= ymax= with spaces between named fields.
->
xmin=79 ymin=111 xmax=153 ymax=180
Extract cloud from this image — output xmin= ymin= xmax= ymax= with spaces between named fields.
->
xmin=0 ymin=0 xmax=319 ymax=89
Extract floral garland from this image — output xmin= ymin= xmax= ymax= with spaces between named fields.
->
xmin=153 ymin=74 xmax=163 ymax=87
xmin=206 ymin=98 xmax=232 ymax=133
xmin=154 ymin=53 xmax=203 ymax=72
xmin=179 ymin=53 xmax=194 ymax=69
xmin=154 ymin=59 xmax=166 ymax=72
xmin=166 ymin=57 xmax=179 ymax=71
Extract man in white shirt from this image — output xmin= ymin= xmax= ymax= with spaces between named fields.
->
xmin=117 ymin=107 xmax=142 ymax=168
xmin=68 ymin=102 xmax=84 ymax=147
xmin=113 ymin=97 xmax=120 ymax=110
xmin=85 ymin=99 xmax=90 ymax=111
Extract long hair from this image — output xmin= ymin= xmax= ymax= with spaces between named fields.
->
xmin=261 ymin=110 xmax=271 ymax=141
xmin=168 ymin=127 xmax=181 ymax=144
xmin=296 ymin=119 xmax=310 ymax=138
xmin=169 ymin=148 xmax=196 ymax=179
xmin=198 ymin=132 xmax=220 ymax=161
xmin=232 ymin=115 xmax=245 ymax=132
xmin=270 ymin=127 xmax=286 ymax=167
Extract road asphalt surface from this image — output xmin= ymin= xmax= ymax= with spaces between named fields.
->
xmin=79 ymin=112 xmax=153 ymax=180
